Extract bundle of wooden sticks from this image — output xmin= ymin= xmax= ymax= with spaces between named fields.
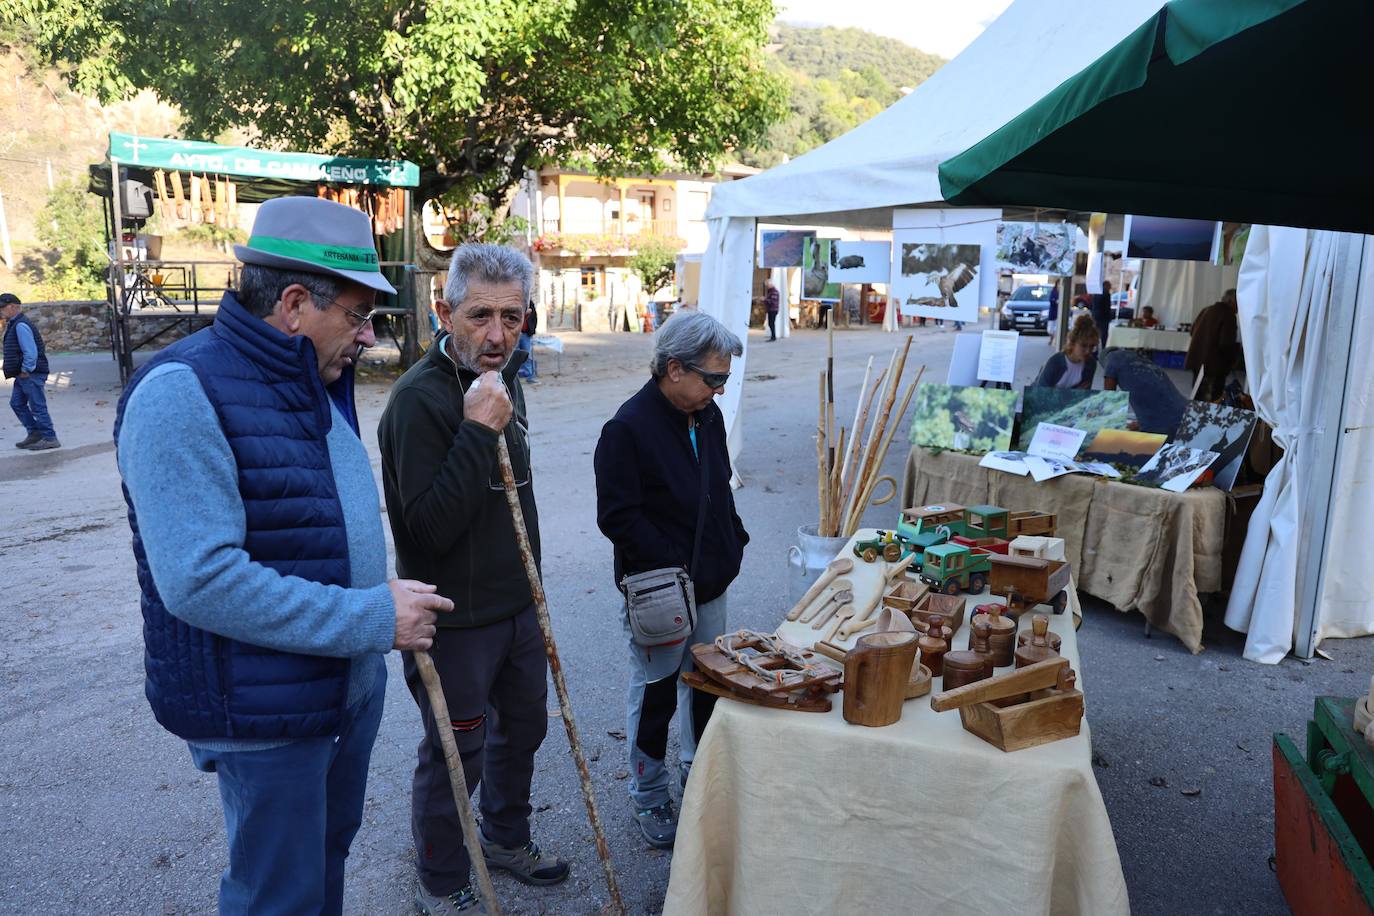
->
xmin=816 ymin=334 xmax=923 ymax=538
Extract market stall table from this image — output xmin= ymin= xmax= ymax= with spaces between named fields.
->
xmin=1105 ymin=325 xmax=1192 ymax=352
xmin=663 ymin=530 xmax=1128 ymax=916
xmin=901 ymin=447 xmax=1226 ymax=653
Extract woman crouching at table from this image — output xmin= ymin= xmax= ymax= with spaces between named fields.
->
xmin=593 ymin=310 xmax=750 ymax=851
xmin=1034 ymin=313 xmax=1100 ymax=389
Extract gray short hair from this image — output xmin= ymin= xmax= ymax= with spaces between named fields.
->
xmin=237 ymin=265 xmax=343 ymax=318
xmin=444 ymin=243 xmax=534 ymax=307
xmin=650 ymin=310 xmax=743 ymax=378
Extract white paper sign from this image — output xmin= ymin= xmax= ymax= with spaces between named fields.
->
xmin=1024 ymin=455 xmax=1074 ymax=482
xmin=977 ymin=330 xmax=1019 ymax=383
xmin=947 ymin=332 xmax=983 ymax=386
xmin=980 ymin=450 xmax=1031 ymax=476
xmin=890 ymin=208 xmax=999 ymax=325
xmin=1026 ymin=423 xmax=1087 ymax=462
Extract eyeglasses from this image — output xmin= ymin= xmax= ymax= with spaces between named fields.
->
xmin=685 ymin=363 xmax=730 ymax=389
xmin=317 ymin=295 xmax=376 ymax=330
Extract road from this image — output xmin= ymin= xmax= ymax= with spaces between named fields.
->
xmin=1 ymin=317 xmax=1366 ymax=914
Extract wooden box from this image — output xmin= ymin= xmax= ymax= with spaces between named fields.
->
xmin=958 ymin=689 xmax=1084 ymax=752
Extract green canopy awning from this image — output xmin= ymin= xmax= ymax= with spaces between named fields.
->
xmin=938 ymin=0 xmax=1373 ymax=234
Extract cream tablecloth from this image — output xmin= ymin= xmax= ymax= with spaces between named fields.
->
xmin=1105 ymin=325 xmax=1192 ymax=352
xmin=901 ymin=447 xmax=1226 ymax=653
xmin=663 ymin=531 xmax=1128 ymax=916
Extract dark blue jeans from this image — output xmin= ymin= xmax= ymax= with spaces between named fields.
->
xmin=516 ymin=333 xmax=536 ymax=379
xmin=189 ymin=672 xmax=386 ymax=915
xmin=10 ymin=374 xmax=55 ymax=438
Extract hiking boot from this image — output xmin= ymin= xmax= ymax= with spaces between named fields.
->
xmin=15 ymin=432 xmax=40 ymax=448
xmin=478 ymin=830 xmax=570 ymax=886
xmin=635 ymin=799 xmax=678 ymax=849
xmin=414 ymin=882 xmax=487 ymax=915
xmin=26 ymin=437 xmax=60 ymax=450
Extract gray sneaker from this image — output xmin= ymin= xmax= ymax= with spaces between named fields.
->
xmin=635 ymin=799 xmax=678 ymax=849
xmin=26 ymin=437 xmax=60 ymax=450
xmin=15 ymin=432 xmax=40 ymax=448
xmin=414 ymin=882 xmax=487 ymax=915
xmin=478 ymin=830 xmax=570 ymax=886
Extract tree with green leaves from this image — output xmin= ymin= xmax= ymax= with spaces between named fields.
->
xmin=23 ymin=178 xmax=107 ymax=299
xmin=6 ymin=0 xmax=784 ymax=253
xmin=627 ymin=235 xmax=682 ymax=298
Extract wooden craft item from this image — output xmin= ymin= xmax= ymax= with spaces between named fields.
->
xmin=786 ymin=558 xmax=854 ymax=621
xmin=686 ymin=632 xmax=841 ymax=713
xmin=970 ymin=619 xmax=997 ymax=671
xmin=801 ymin=585 xmax=852 ymax=625
xmin=882 ymin=579 xmax=931 ymax=615
xmin=843 ymin=631 xmax=919 ymax=727
xmin=941 ymin=648 xmax=992 ymax=691
xmin=919 ymin=613 xmax=953 ymax=646
xmin=883 ymin=551 xmax=918 ymax=584
xmin=824 ymin=604 xmax=858 ymax=642
xmin=910 ymin=592 xmax=965 ymax=633
xmin=809 ymin=640 xmax=848 ymax=664
xmin=812 ymin=600 xmax=852 ymax=631
xmin=971 ymin=603 xmax=1016 ymax=668
xmin=930 ymin=658 xmax=1083 ymax=752
xmin=917 ymin=628 xmax=948 ymax=678
xmin=905 ymin=663 xmax=933 ymax=700
xmin=1014 ymin=615 xmax=1060 ymax=669
xmin=1018 ymin=627 xmax=1062 ymax=653
xmin=838 ymin=612 xmax=881 ymax=641
xmin=989 ymin=553 xmax=1072 ymax=616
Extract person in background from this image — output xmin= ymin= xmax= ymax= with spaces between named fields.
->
xmin=1091 ymin=280 xmax=1114 ymax=353
xmin=1186 ymin=288 xmax=1239 ymax=400
xmin=594 ymin=310 xmax=750 ymax=851
xmin=114 ymin=197 xmax=452 ymax=913
xmin=1102 ymin=347 xmax=1189 ymax=435
xmin=1136 ymin=305 xmax=1160 ymax=328
xmin=380 ymin=244 xmax=569 ymax=914
xmin=1047 ymin=284 xmax=1060 ymax=344
xmin=764 ymin=278 xmax=780 ymax=341
xmin=517 ymin=299 xmax=538 ymax=382
xmin=1034 ymin=314 xmax=1099 ymax=389
xmin=2 ymin=293 xmax=59 ymax=450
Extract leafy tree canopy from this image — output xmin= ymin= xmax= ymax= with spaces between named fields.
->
xmin=740 ymin=22 xmax=944 ymax=168
xmin=6 ymin=0 xmax=785 ymax=210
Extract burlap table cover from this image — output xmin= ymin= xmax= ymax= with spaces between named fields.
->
xmin=663 ymin=565 xmax=1127 ymax=916
xmin=901 ymin=447 xmax=1226 ymax=653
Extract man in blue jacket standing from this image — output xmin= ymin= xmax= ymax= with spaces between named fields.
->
xmin=2 ymin=292 xmax=60 ymax=450
xmin=114 ymin=196 xmax=453 ymax=914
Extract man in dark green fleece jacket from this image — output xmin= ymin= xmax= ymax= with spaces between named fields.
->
xmin=379 ymin=243 xmax=568 ymax=915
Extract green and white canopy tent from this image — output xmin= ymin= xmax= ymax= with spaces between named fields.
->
xmin=701 ymin=0 xmax=1371 ymax=661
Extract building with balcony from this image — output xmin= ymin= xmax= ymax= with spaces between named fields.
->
xmin=511 ymin=163 xmax=758 ymax=331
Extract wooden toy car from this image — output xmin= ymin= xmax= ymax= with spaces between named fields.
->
xmin=918 ymin=542 xmax=993 ymax=596
xmin=852 ymin=529 xmax=913 ymax=563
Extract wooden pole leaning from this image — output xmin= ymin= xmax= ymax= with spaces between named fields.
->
xmin=495 ymin=437 xmax=626 ymax=915
xmin=413 ymin=650 xmax=503 ymax=915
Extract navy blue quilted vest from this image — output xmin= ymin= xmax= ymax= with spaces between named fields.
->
xmin=114 ymin=291 xmax=357 ymax=741
xmin=3 ymin=312 xmax=49 ymax=378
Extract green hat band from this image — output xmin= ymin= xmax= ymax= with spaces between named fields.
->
xmin=247 ymin=234 xmax=380 ymax=272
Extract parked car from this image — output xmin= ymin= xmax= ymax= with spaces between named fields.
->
xmin=1111 ymin=291 xmax=1134 ymax=321
xmin=998 ymin=284 xmax=1055 ymax=333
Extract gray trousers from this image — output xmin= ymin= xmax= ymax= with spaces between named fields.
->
xmin=403 ymin=605 xmax=549 ymax=897
xmin=625 ymin=593 xmax=728 ymax=809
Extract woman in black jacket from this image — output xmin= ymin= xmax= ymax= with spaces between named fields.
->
xmin=593 ymin=309 xmax=749 ymax=850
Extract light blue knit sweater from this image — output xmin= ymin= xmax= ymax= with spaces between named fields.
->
xmin=117 ymin=362 xmax=394 ymax=751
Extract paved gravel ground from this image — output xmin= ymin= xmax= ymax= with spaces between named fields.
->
xmin=1 ymin=316 xmax=1367 ymax=914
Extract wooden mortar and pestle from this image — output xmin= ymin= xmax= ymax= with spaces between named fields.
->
xmin=942 ymin=618 xmax=994 ymax=690
xmin=1014 ymin=615 xmax=1060 ymax=669
xmin=970 ymin=602 xmax=1016 ymax=668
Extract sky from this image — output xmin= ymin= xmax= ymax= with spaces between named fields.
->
xmin=776 ymin=0 xmax=1014 ymax=59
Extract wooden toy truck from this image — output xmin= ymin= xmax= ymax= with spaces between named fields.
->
xmin=919 ymin=542 xmax=993 ymax=596
xmin=1007 ymin=510 xmax=1058 ymax=538
xmin=988 ymin=553 xmax=1071 ymax=616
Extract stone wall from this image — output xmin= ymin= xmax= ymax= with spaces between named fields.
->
xmin=18 ymin=302 xmax=111 ymax=352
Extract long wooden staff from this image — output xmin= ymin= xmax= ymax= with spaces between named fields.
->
xmin=495 ymin=437 xmax=626 ymax=915
xmin=413 ymin=651 xmax=503 ymax=915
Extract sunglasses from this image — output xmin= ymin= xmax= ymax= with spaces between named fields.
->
xmin=685 ymin=363 xmax=730 ymax=389
xmin=317 ymin=295 xmax=376 ymax=330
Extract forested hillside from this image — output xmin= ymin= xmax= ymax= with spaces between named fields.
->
xmin=740 ymin=22 xmax=945 ymax=167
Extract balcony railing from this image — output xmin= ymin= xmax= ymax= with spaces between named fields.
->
xmin=544 ymin=218 xmax=680 ymax=238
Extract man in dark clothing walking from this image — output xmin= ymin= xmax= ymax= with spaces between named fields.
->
xmin=1186 ymin=288 xmax=1240 ymax=401
xmin=378 ymin=243 xmax=569 ymax=915
xmin=2 ymin=293 xmax=59 ymax=449
xmin=1090 ymin=280 xmax=1114 ymax=354
xmin=764 ymin=278 xmax=780 ymax=340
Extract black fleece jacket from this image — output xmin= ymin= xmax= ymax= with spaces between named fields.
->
xmin=378 ymin=339 xmax=539 ymax=628
xmin=594 ymin=379 xmax=749 ymax=605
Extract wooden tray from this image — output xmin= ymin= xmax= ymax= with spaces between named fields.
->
xmin=910 ymin=592 xmax=966 ymax=633
xmin=882 ymin=579 xmax=931 ymax=613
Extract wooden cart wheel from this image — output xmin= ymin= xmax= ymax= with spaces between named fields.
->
xmin=969 ymin=573 xmax=986 ymax=594
xmin=862 ymin=547 xmax=879 ymax=563
xmin=883 ymin=543 xmax=902 ymax=563
xmin=943 ymin=579 xmax=961 ymax=596
xmin=1051 ymin=590 xmax=1068 ymax=615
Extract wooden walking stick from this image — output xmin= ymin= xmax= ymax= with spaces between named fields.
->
xmin=413 ymin=651 xmax=503 ymax=915
xmin=495 ymin=436 xmax=627 ymax=915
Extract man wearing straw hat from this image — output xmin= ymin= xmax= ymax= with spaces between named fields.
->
xmin=114 ymin=196 xmax=452 ymax=914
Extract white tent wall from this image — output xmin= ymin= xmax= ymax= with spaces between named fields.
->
xmin=1136 ymin=259 xmax=1242 ymax=326
xmin=698 ymin=216 xmax=758 ymax=485
xmin=1223 ymin=227 xmax=1372 ymax=662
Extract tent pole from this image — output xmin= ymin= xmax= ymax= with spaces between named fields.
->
xmin=110 ymin=157 xmax=129 ymax=381
xmin=1294 ymin=233 xmax=1367 ymax=659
